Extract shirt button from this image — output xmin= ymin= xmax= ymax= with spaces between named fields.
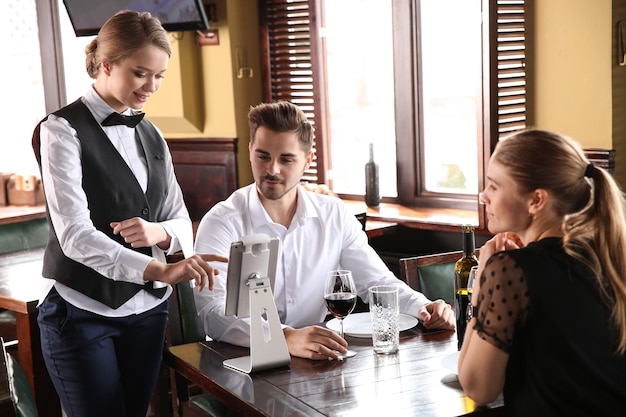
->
xmin=142 ymin=208 xmax=149 ymax=215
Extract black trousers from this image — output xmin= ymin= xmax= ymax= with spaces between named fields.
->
xmin=38 ymin=287 xmax=168 ymax=417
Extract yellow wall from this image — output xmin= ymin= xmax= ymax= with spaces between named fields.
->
xmin=144 ymin=0 xmax=260 ymax=186
xmin=224 ymin=0 xmax=263 ymax=186
xmin=531 ymin=0 xmax=612 ymax=149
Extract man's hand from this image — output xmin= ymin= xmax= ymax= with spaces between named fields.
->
xmin=283 ymin=325 xmax=349 ymax=360
xmin=418 ymin=299 xmax=455 ymax=330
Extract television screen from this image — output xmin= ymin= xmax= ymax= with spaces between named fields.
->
xmin=62 ymin=0 xmax=210 ymax=36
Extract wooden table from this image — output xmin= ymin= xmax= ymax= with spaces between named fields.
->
xmin=165 ymin=325 xmax=504 ymax=416
xmin=0 ymin=248 xmax=61 ymax=417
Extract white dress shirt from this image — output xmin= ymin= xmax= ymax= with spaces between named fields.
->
xmin=193 ymin=184 xmax=431 ymax=347
xmin=38 ymin=86 xmax=193 ymax=317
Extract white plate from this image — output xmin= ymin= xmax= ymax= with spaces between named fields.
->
xmin=326 ymin=312 xmax=418 ymax=338
xmin=441 ymin=351 xmax=460 ymax=374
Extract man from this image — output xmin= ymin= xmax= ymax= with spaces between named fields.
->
xmin=194 ymin=101 xmax=455 ymax=360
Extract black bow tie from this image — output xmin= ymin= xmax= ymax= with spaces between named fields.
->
xmin=101 ymin=112 xmax=145 ymax=128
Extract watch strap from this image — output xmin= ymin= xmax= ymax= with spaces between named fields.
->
xmin=468 ymin=305 xmax=478 ymax=320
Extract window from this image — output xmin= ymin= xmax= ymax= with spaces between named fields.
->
xmin=0 ymin=0 xmax=46 ymax=177
xmin=57 ymin=0 xmax=94 ymax=103
xmin=418 ymin=0 xmax=483 ymax=195
xmin=0 ymin=0 xmax=70 ymax=180
xmin=260 ymin=0 xmax=526 ymax=216
xmin=322 ymin=1 xmax=397 ymax=198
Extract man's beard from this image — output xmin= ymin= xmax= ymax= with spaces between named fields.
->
xmin=259 ymin=175 xmax=296 ymax=200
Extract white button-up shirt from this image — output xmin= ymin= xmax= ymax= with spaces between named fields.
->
xmin=194 ymin=184 xmax=431 ymax=347
xmin=38 ymin=86 xmax=193 ymax=316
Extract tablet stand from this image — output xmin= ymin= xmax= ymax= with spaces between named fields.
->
xmin=223 ymin=235 xmax=290 ymax=373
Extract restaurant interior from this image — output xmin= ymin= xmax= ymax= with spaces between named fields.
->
xmin=1 ymin=0 xmax=626 ymax=416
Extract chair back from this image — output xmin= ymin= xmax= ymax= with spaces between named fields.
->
xmin=399 ymin=250 xmax=478 ymax=303
xmin=169 ymin=282 xmax=206 ymax=346
xmin=166 ymin=253 xmax=206 ymax=346
xmin=165 ymin=259 xmax=220 ymax=417
xmin=1 ymin=338 xmax=39 ymax=417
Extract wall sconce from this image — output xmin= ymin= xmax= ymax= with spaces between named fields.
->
xmin=197 ymin=2 xmax=218 ymax=46
xmin=197 ymin=29 xmax=219 ymax=46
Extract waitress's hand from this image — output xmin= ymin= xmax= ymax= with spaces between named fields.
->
xmin=111 ymin=217 xmax=170 ymax=249
xmin=144 ymin=254 xmax=228 ymax=290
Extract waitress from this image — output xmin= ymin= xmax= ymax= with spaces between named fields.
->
xmin=35 ymin=10 xmax=225 ymax=417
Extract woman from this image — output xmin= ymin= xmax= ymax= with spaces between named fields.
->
xmin=458 ymin=129 xmax=626 ymax=416
xmin=35 ymin=11 xmax=226 ymax=417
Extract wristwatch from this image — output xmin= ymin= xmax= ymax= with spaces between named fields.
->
xmin=467 ymin=304 xmax=478 ymax=320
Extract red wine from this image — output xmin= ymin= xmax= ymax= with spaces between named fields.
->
xmin=325 ymin=293 xmax=357 ymax=318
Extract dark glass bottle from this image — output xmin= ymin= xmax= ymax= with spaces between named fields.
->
xmin=454 ymin=224 xmax=479 ymax=349
xmin=364 ymin=143 xmax=380 ymax=207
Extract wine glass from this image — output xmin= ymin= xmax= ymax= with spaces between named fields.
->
xmin=466 ymin=266 xmax=479 ymax=321
xmin=324 ymin=269 xmax=358 ymax=359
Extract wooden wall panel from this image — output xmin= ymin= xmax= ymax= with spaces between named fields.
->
xmin=166 ymin=138 xmax=238 ymax=223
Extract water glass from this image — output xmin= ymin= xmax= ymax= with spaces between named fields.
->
xmin=368 ymin=285 xmax=400 ymax=354
xmin=466 ymin=266 xmax=479 ymax=322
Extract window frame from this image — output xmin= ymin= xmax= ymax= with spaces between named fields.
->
xmin=260 ymin=0 xmax=527 ymax=226
xmin=394 ymin=0 xmax=488 ymax=211
xmin=35 ymin=0 xmax=66 ymax=114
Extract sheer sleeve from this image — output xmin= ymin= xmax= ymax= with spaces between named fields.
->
xmin=472 ymin=251 xmax=530 ymax=353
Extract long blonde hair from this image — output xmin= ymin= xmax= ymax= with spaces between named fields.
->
xmin=85 ymin=10 xmax=171 ymax=79
xmin=492 ymin=129 xmax=626 ymax=353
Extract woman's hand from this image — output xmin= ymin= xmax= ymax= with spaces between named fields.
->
xmin=473 ymin=232 xmax=523 ymax=304
xmin=111 ymin=217 xmax=170 ymax=249
xmin=478 ymin=232 xmax=523 ymax=265
xmin=144 ymin=254 xmax=228 ymax=290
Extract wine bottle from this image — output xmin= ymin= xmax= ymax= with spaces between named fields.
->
xmin=365 ymin=143 xmax=380 ymax=207
xmin=454 ymin=224 xmax=479 ymax=349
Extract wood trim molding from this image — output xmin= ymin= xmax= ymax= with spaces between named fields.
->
xmin=144 ymin=34 xmax=205 ymax=134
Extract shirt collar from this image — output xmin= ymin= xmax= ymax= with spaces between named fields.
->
xmin=296 ymin=186 xmax=320 ymax=222
xmin=82 ymin=85 xmax=136 ymax=124
xmin=248 ymin=184 xmax=320 ymax=230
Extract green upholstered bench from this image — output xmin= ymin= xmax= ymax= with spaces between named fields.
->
xmin=0 ymin=219 xmax=48 ymax=256
xmin=0 ymin=219 xmax=48 ymax=344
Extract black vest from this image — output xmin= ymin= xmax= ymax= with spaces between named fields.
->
xmin=35 ymin=99 xmax=169 ymax=308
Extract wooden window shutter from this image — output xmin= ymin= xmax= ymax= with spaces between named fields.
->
xmin=493 ymin=0 xmax=527 ymax=139
xmin=480 ymin=0 xmax=527 ymax=228
xmin=259 ymin=0 xmax=326 ymax=185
